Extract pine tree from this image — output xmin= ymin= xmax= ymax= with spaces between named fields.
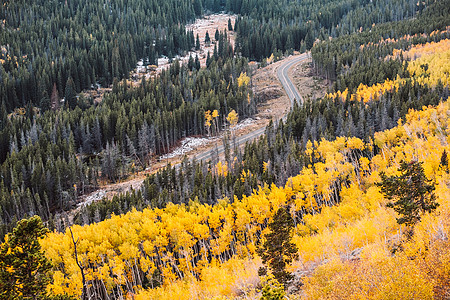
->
xmin=195 ymin=54 xmax=201 ymax=70
xmin=261 ymin=276 xmax=286 ymax=300
xmin=195 ymin=34 xmax=201 ymax=50
xmin=215 ymin=29 xmax=220 ymax=41
xmin=50 ymin=83 xmax=60 ymax=111
xmin=0 ymin=216 xmax=52 ymax=299
xmin=377 ymin=160 xmax=439 ymax=227
xmin=205 ymin=31 xmax=211 ymax=45
xmin=65 ymin=77 xmax=77 ymax=109
xmin=439 ymin=150 xmax=448 ymax=172
xmin=188 ymin=54 xmax=195 ymax=71
xmin=228 ymin=18 xmax=233 ymax=31
xmin=206 ymin=51 xmax=212 ymax=67
xmin=258 ymin=206 xmax=298 ymax=286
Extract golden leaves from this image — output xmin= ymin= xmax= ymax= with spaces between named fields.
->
xmin=226 ymin=109 xmax=238 ymax=127
xmin=40 ymin=99 xmax=450 ymax=299
xmin=237 ymin=72 xmax=250 ymax=87
xmin=329 ymin=39 xmax=450 ymax=103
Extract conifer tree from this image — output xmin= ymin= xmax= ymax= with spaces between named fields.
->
xmin=377 ymin=161 xmax=439 ymax=227
xmin=258 ymin=206 xmax=298 ymax=286
xmin=215 ymin=29 xmax=220 ymax=41
xmin=205 ymin=31 xmax=211 ymax=44
xmin=439 ymin=150 xmax=448 ymax=172
xmin=194 ymin=54 xmax=201 ymax=70
xmin=0 ymin=216 xmax=52 ymax=299
xmin=195 ymin=34 xmax=201 ymax=50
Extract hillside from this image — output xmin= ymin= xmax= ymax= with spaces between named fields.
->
xmin=40 ymin=96 xmax=450 ymax=299
xmin=40 ymin=34 xmax=450 ymax=298
xmin=1 ymin=0 xmax=450 ymax=299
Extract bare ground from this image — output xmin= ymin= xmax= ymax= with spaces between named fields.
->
xmin=139 ymin=14 xmax=237 ymax=81
xmin=288 ymin=55 xmax=330 ymax=101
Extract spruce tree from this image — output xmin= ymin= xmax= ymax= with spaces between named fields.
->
xmin=215 ymin=29 xmax=220 ymax=41
xmin=188 ymin=54 xmax=195 ymax=71
xmin=377 ymin=160 xmax=439 ymax=227
xmin=195 ymin=54 xmax=201 ymax=70
xmin=228 ymin=18 xmax=233 ymax=31
xmin=439 ymin=150 xmax=448 ymax=172
xmin=0 ymin=216 xmax=52 ymax=299
xmin=205 ymin=31 xmax=211 ymax=44
xmin=195 ymin=34 xmax=201 ymax=50
xmin=258 ymin=206 xmax=298 ymax=286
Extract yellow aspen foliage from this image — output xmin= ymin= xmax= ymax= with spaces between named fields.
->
xmin=226 ymin=109 xmax=238 ymax=128
xmin=204 ymin=110 xmax=212 ymax=128
xmin=237 ymin=72 xmax=250 ymax=87
xmin=328 ymin=39 xmax=450 ymax=103
xmin=405 ymin=39 xmax=450 ymax=87
xmin=303 ymin=244 xmax=434 ymax=300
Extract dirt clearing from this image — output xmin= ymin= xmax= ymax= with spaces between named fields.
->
xmin=288 ymin=55 xmax=329 ymax=101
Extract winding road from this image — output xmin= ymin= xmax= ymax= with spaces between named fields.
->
xmin=277 ymin=53 xmax=307 ymax=107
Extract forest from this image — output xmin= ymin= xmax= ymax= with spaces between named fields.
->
xmin=0 ymin=45 xmax=251 ymax=238
xmin=1 ymin=0 xmax=445 ymax=238
xmin=0 ymin=0 xmax=450 ymax=299
xmin=38 ymin=98 xmax=450 ymax=298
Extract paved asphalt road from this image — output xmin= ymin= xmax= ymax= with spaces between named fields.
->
xmin=277 ymin=53 xmax=307 ymax=107
xmin=180 ymin=53 xmax=308 ymax=165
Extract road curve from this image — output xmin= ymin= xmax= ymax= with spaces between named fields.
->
xmin=185 ymin=53 xmax=309 ymax=165
xmin=277 ymin=53 xmax=308 ymax=107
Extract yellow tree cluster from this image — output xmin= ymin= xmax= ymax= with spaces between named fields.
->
xmin=327 ymin=77 xmax=405 ymax=103
xmin=328 ymin=39 xmax=450 ymax=102
xmin=405 ymin=39 xmax=450 ymax=87
xmin=327 ymin=77 xmax=403 ymax=102
xmin=41 ymin=99 xmax=450 ymax=299
xmin=360 ymin=27 xmax=449 ymax=51
xmin=237 ymin=72 xmax=252 ymax=104
xmin=226 ymin=110 xmax=238 ymax=136
xmin=299 ymin=99 xmax=450 ymax=299
xmin=40 ymin=137 xmax=370 ymax=297
xmin=204 ymin=109 xmax=219 ymax=136
xmin=237 ymin=72 xmax=250 ymax=87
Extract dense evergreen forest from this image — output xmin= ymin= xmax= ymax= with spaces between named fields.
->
xmin=0 ymin=0 xmax=209 ymax=111
xmin=230 ymin=0 xmax=427 ymax=60
xmin=0 ymin=0 xmax=429 ymax=112
xmin=0 ymin=47 xmax=252 ymax=237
